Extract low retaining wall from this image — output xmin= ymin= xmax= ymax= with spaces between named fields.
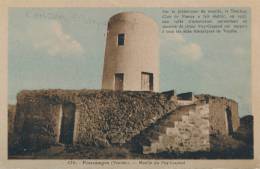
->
xmin=11 ymin=90 xmax=240 ymax=153
xmin=13 ymin=90 xmax=176 ymax=150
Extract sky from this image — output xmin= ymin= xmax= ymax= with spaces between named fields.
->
xmin=8 ymin=8 xmax=251 ymax=117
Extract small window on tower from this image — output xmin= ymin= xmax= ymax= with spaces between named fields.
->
xmin=118 ymin=33 xmax=125 ymax=46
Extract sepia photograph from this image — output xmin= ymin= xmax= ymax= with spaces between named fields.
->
xmin=6 ymin=7 xmax=254 ymax=160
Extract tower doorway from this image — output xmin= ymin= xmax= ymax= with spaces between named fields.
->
xmin=141 ymin=72 xmax=153 ymax=91
xmin=226 ymin=107 xmax=233 ymax=135
xmin=115 ymin=73 xmax=124 ymax=91
xmin=59 ymin=103 xmax=76 ymax=144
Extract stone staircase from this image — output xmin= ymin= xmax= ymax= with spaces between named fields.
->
xmin=141 ymin=104 xmax=210 ymax=154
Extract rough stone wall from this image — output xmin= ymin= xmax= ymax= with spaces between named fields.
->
xmin=209 ymin=98 xmax=228 ymax=135
xmin=209 ymin=98 xmax=240 ymax=135
xmin=8 ymin=105 xmax=16 ymax=135
xmin=12 ymin=90 xmax=240 ymax=153
xmin=131 ymin=94 xmax=240 ymax=154
xmin=225 ymin=99 xmax=240 ymax=132
xmin=14 ymin=92 xmax=64 ymax=150
xmin=74 ymin=91 xmax=175 ymax=146
xmin=195 ymin=95 xmax=240 ymax=135
xmin=8 ymin=105 xmax=16 ymax=147
xmin=13 ymin=90 xmax=176 ymax=149
xmin=131 ymin=103 xmax=210 ymax=154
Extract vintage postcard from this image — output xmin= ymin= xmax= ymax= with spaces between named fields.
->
xmin=0 ymin=0 xmax=259 ymax=169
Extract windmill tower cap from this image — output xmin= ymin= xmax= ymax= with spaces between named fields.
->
xmin=108 ymin=12 xmax=158 ymax=27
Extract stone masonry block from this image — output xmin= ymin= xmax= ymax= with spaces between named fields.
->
xmin=166 ymin=127 xmax=179 ymax=136
xmin=182 ymin=115 xmax=189 ymax=123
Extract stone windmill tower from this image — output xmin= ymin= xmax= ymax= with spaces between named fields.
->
xmin=102 ymin=12 xmax=159 ymax=92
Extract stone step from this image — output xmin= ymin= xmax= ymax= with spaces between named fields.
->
xmin=167 ymin=114 xmax=183 ymax=122
xmin=141 ymin=105 xmax=212 ymax=155
xmin=142 ymin=113 xmax=190 ymax=154
xmin=165 ymin=127 xmax=179 ymax=136
xmin=143 ymin=142 xmax=160 ymax=154
xmin=159 ymin=125 xmax=168 ymax=133
xmin=142 ymin=131 xmax=161 ymax=146
xmin=142 ymin=125 xmax=180 ymax=152
xmin=181 ymin=115 xmax=189 ymax=123
xmin=162 ymin=119 xmax=176 ymax=126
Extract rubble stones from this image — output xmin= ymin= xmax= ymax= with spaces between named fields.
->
xmin=10 ymin=90 xmax=240 ymax=155
xmin=13 ymin=90 xmax=176 ymax=150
